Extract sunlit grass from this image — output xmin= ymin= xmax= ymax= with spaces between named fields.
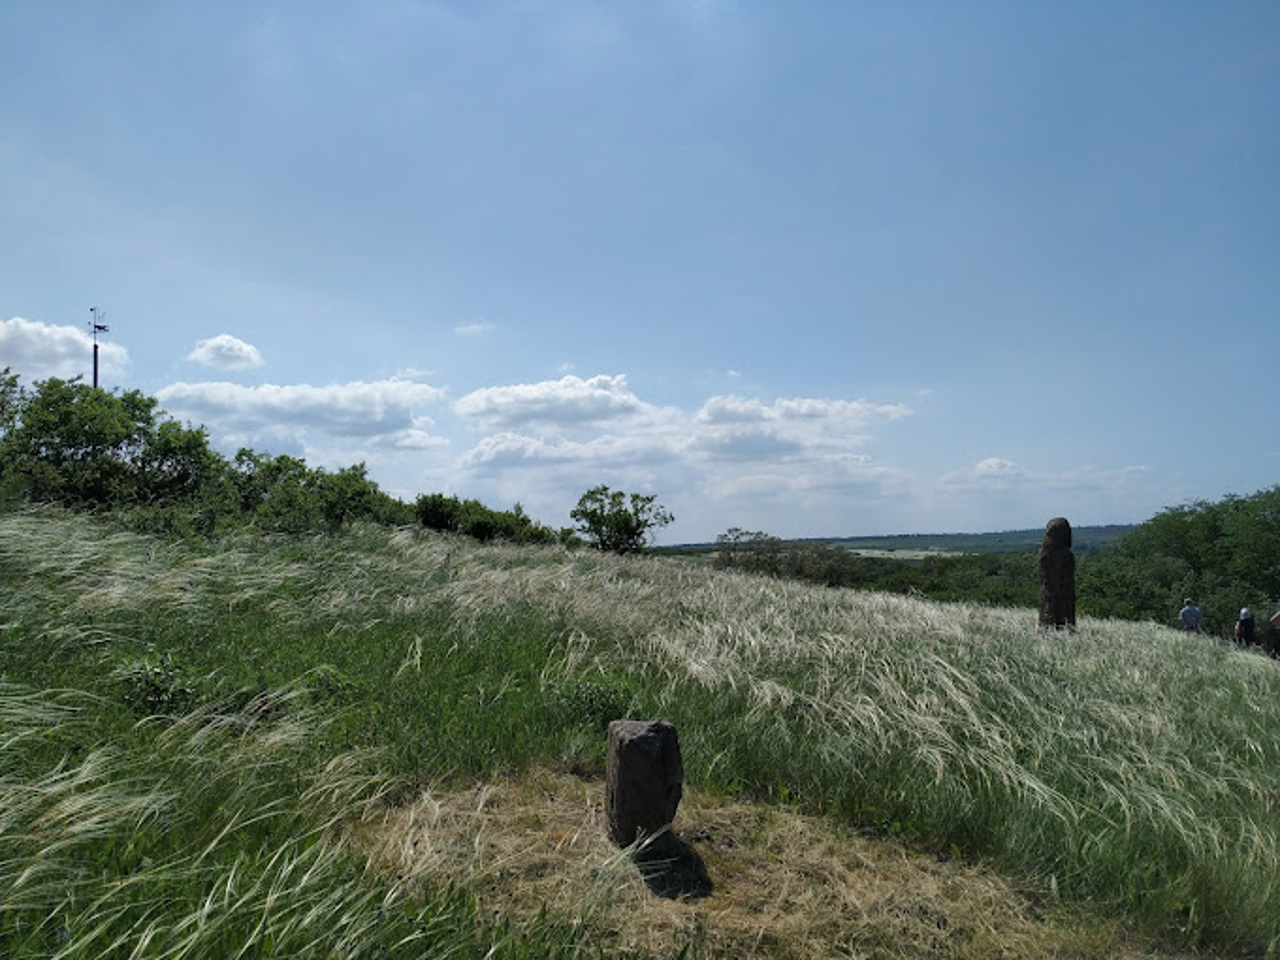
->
xmin=2 ymin=506 xmax=1277 ymax=958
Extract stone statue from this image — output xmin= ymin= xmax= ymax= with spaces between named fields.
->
xmin=1037 ymin=517 xmax=1076 ymax=629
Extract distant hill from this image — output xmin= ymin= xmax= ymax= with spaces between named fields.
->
xmin=664 ymin=524 xmax=1137 ymax=556
xmin=819 ymin=524 xmax=1137 ymax=556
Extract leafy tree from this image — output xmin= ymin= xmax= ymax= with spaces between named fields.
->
xmin=415 ymin=493 xmax=463 ymax=533
xmin=0 ymin=369 xmax=26 ymax=506
xmin=314 ymin=464 xmax=378 ymax=532
xmin=230 ymin=450 xmax=316 ymax=532
xmin=714 ymin=527 xmax=783 ymax=571
xmin=0 ymin=368 xmax=21 ymax=439
xmin=570 ymin=485 xmax=673 ymax=554
xmin=0 ymin=376 xmax=219 ymax=509
xmin=137 ymin=419 xmax=225 ymax=506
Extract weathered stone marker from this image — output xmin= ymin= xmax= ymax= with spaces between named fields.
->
xmin=606 ymin=719 xmax=684 ymax=848
xmin=1037 ymin=516 xmax=1076 ymax=629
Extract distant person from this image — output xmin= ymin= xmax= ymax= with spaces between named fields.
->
xmin=1235 ymin=609 xmax=1256 ymax=647
xmin=1178 ymin=599 xmax=1203 ymax=633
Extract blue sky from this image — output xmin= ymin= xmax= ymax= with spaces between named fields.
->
xmin=3 ymin=1 xmax=1277 ymax=543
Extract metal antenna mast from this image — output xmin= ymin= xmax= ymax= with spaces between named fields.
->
xmin=89 ymin=307 xmax=109 ymax=389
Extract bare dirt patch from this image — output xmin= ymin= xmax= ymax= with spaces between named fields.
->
xmin=353 ymin=768 xmax=1190 ymax=960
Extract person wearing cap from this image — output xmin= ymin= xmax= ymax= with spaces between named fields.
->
xmin=1235 ymin=608 xmax=1256 ymax=647
xmin=1179 ymin=598 xmax=1203 ymax=633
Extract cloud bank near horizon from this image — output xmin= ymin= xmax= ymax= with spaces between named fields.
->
xmin=2 ymin=317 xmax=1169 ymax=539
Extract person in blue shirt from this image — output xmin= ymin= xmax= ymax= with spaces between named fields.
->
xmin=1179 ymin=599 xmax=1203 ymax=632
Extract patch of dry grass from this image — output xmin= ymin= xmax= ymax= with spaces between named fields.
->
xmin=357 ymin=768 xmax=1192 ymax=960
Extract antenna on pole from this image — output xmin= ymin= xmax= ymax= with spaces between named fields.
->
xmin=89 ymin=307 xmax=109 ymax=389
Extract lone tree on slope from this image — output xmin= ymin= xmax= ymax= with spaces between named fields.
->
xmin=570 ymin=484 xmax=674 ymax=554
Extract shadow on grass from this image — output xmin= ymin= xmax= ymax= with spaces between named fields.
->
xmin=633 ymin=834 xmax=714 ymax=900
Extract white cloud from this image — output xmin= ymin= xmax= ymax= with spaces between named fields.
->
xmin=458 ymin=430 xmax=681 ymax=471
xmin=697 ymin=395 xmax=911 ymax=427
xmin=450 ymin=381 xmax=919 ymax=540
xmin=930 ymin=458 xmax=1164 ymax=534
xmin=689 ymin=428 xmax=804 ymax=461
xmin=454 ymin=374 xmax=650 ymax=429
xmin=186 ymin=334 xmax=264 ymax=370
xmin=453 ymin=319 xmax=495 ymax=337
xmin=155 ymin=378 xmax=446 ymax=442
xmin=938 ymin=457 xmax=1028 ymax=493
xmin=695 ymin=395 xmax=770 ymax=424
xmin=976 ymin=456 xmax=1021 ymax=477
xmin=0 ymin=316 xmax=129 ymax=382
xmin=689 ymin=395 xmax=912 ymax=469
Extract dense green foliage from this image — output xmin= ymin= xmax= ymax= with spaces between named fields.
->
xmin=0 ymin=370 xmax=219 ymax=510
xmin=414 ymin=492 xmax=572 ymax=545
xmin=570 ymin=484 xmax=673 ymax=554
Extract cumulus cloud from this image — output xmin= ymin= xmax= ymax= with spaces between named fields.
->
xmin=155 ymin=378 xmax=447 ymax=444
xmin=141 ymin=366 xmax=921 ymax=541
xmin=688 ymin=395 xmax=912 ymax=469
xmin=454 ymin=374 xmax=650 ymax=429
xmin=928 ymin=457 xmax=1165 ymax=535
xmin=695 ymin=397 xmax=913 ymax=435
xmin=455 ymin=385 xmax=914 ymax=477
xmin=0 ymin=316 xmax=129 ymax=381
xmin=937 ymin=457 xmax=1028 ymax=493
xmin=458 ymin=429 xmax=682 ymax=471
xmin=186 ymin=334 xmax=264 ymax=370
xmin=453 ymin=319 xmax=495 ymax=337
xmin=450 ymin=381 xmax=918 ymax=541
xmin=976 ymin=456 xmax=1021 ymax=477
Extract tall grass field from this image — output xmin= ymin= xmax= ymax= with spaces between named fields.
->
xmin=2 ymin=507 xmax=1277 ymax=958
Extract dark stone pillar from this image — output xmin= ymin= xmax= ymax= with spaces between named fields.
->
xmin=1037 ymin=516 xmax=1076 ymax=629
xmin=605 ymin=719 xmax=683 ymax=847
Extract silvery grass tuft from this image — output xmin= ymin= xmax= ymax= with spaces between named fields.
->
xmin=0 ymin=680 xmax=589 ymax=958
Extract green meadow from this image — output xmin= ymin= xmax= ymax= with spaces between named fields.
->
xmin=2 ymin=507 xmax=1277 ymax=958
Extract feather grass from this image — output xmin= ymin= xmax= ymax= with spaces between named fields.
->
xmin=2 ymin=507 xmax=1276 ymax=957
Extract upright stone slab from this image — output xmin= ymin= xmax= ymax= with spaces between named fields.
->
xmin=606 ymin=719 xmax=683 ymax=848
xmin=1037 ymin=516 xmax=1076 ymax=629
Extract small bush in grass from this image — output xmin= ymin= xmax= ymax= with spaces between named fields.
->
xmin=114 ymin=653 xmax=196 ymax=715
xmin=552 ymin=676 xmax=635 ymax=732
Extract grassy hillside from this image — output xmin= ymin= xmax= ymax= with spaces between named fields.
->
xmin=2 ymin=508 xmax=1276 ymax=958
